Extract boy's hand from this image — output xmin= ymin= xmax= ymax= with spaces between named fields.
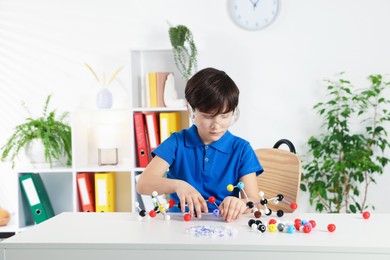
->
xmin=175 ymin=181 xmax=208 ymax=218
xmin=219 ymin=196 xmax=247 ymax=222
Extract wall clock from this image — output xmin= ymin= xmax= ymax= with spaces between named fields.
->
xmin=228 ymin=0 xmax=280 ymax=31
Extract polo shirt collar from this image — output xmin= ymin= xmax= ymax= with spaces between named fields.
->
xmin=185 ymin=125 xmax=233 ymax=154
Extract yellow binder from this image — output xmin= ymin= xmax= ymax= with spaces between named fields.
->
xmin=95 ymin=172 xmax=116 ymax=212
xmin=159 ymin=112 xmax=181 ymax=142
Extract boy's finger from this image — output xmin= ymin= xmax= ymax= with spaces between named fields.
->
xmin=195 ymin=202 xmax=202 ymax=218
xmin=187 ymin=198 xmax=194 ymax=216
xmin=179 ymin=197 xmax=186 ymax=213
xmin=201 ymin=199 xmax=209 ymax=213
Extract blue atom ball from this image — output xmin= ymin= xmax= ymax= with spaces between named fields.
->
xmin=237 ymin=182 xmax=245 ymax=189
xmin=287 ymin=225 xmax=296 ymax=234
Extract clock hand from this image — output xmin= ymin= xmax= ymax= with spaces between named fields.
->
xmin=249 ymin=0 xmax=260 ymax=10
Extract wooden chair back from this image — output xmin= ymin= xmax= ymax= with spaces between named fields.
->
xmin=255 ymin=141 xmax=301 ymax=213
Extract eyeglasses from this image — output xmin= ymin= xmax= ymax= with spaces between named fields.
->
xmin=192 ymin=110 xmax=234 ymax=128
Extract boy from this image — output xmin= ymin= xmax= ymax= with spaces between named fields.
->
xmin=136 ymin=67 xmax=263 ymax=222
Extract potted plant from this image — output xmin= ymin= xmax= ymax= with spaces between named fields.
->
xmin=1 ymin=94 xmax=72 ymax=168
xmin=301 ymin=73 xmax=390 ymax=213
xmin=168 ymin=23 xmax=198 ymax=81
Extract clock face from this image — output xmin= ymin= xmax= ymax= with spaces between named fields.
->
xmin=228 ymin=0 xmax=280 ymax=31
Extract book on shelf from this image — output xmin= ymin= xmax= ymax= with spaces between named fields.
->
xmin=144 ymin=112 xmax=160 ymax=152
xmin=95 ymin=172 xmax=116 ymax=212
xmin=133 ymin=112 xmax=150 ymax=168
xmin=145 ymin=72 xmax=173 ymax=108
xmin=76 ymin=173 xmax=95 ymax=212
xmin=148 ymin=72 xmax=157 ymax=107
xmin=159 ymin=112 xmax=181 ymax=142
xmin=143 ymin=73 xmax=150 ymax=107
xmin=19 ymin=173 xmax=55 ymax=224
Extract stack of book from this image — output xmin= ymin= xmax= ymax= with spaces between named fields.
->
xmin=144 ymin=72 xmax=172 ymax=108
xmin=76 ymin=172 xmax=116 ymax=213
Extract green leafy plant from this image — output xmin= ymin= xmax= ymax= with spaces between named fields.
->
xmin=1 ymin=95 xmax=72 ymax=168
xmin=84 ymin=63 xmax=125 ymax=86
xmin=168 ymin=23 xmax=198 ymax=81
xmin=301 ymin=73 xmax=390 ymax=213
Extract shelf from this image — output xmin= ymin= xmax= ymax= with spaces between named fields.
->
xmin=14 ymin=166 xmax=73 ymax=174
xmin=75 ymin=164 xmax=132 ymax=173
xmin=132 ymin=106 xmax=187 ymax=112
xmin=11 ymin=48 xmax=189 ymax=232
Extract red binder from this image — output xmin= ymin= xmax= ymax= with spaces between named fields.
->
xmin=145 ymin=112 xmax=160 ymax=152
xmin=134 ymin=112 xmax=149 ymax=168
xmin=76 ymin=173 xmax=95 ymax=212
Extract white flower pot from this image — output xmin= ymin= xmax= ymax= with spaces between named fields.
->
xmin=24 ymin=139 xmax=63 ymax=168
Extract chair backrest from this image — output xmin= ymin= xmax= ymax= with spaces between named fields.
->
xmin=255 ymin=144 xmax=301 ymax=213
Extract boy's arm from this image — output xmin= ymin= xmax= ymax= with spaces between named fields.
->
xmin=136 ymin=156 xmax=177 ymax=195
xmin=239 ymin=172 xmax=261 ymax=208
xmin=136 ymin=155 xmax=208 ymax=217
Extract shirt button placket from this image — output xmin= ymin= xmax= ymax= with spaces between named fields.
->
xmin=204 ymin=145 xmax=211 ymax=172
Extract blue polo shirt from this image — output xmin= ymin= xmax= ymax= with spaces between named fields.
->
xmin=152 ymin=125 xmax=263 ymax=211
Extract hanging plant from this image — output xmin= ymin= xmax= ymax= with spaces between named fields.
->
xmin=168 ymin=23 xmax=198 ymax=81
xmin=301 ymin=73 xmax=390 ymax=213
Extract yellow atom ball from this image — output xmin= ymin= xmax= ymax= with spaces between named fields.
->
xmin=269 ymin=224 xmax=277 ymax=232
xmin=159 ymin=205 xmax=166 ymax=213
xmin=227 ymin=184 xmax=234 ymax=192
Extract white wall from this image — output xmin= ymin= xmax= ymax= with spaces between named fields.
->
xmin=1 ymin=0 xmax=389 ymax=214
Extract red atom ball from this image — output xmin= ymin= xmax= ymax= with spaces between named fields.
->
xmin=294 ymin=218 xmax=301 ymax=225
xmin=327 ymin=223 xmax=336 ymax=232
xmin=208 ymin=196 xmax=216 ymax=204
xmin=309 ymin=220 xmax=316 ymax=228
xmin=294 ymin=223 xmax=302 ymax=230
xmin=362 ymin=211 xmax=371 ymax=219
xmin=269 ymin=219 xmax=277 ymax=225
xmin=149 ymin=210 xmax=157 ymax=218
xmin=290 ymin=202 xmax=298 ymax=210
xmin=183 ymin=213 xmax=192 ymax=222
xmin=303 ymin=225 xmax=312 ymax=233
xmin=168 ymin=199 xmax=176 ymax=208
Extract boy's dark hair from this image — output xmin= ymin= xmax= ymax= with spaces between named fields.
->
xmin=185 ymin=67 xmax=239 ymax=116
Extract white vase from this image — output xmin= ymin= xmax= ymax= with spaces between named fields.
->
xmin=96 ymin=87 xmax=113 ymax=109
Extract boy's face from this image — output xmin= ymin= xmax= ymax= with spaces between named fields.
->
xmin=193 ymin=109 xmax=234 ymax=144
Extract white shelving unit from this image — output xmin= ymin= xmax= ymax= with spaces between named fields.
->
xmin=129 ymin=48 xmax=190 ymax=210
xmin=3 ymin=48 xmax=190 ymax=234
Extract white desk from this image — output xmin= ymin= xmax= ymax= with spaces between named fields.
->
xmin=0 ymin=212 xmax=389 ymax=260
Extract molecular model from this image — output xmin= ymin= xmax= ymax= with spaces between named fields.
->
xmin=248 ymin=211 xmax=371 ymax=235
xmin=248 ymin=218 xmax=316 ymax=234
xmin=254 ymin=191 xmax=298 ymax=218
xmin=135 ymin=182 xmax=298 ymax=222
xmin=135 ymin=191 xmax=175 ymax=221
xmin=226 ymin=182 xmax=298 ymax=219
